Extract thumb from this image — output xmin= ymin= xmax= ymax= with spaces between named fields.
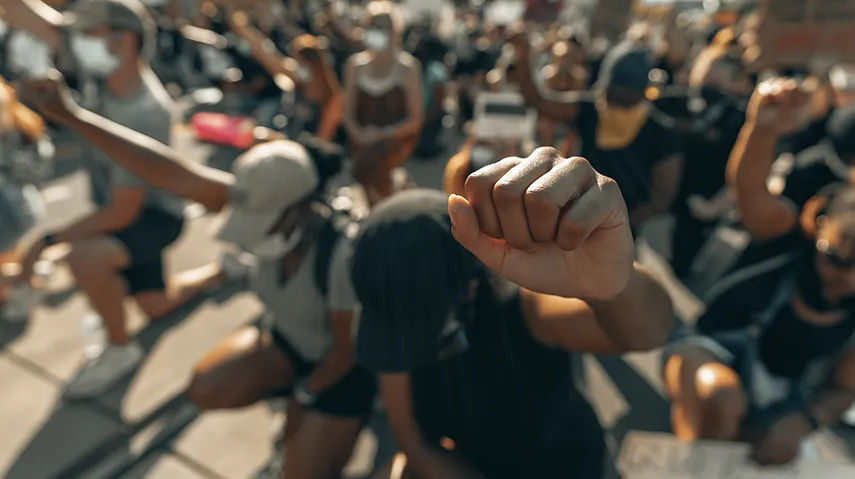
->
xmin=448 ymin=194 xmax=509 ymax=271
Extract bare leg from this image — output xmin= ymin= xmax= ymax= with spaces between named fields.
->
xmin=664 ymin=346 xmax=748 ymax=441
xmin=134 ymin=262 xmax=225 ymax=320
xmin=187 ymin=325 xmax=295 ymax=410
xmin=280 ymin=411 xmax=366 ymax=479
xmin=65 ymin=237 xmax=132 ymax=345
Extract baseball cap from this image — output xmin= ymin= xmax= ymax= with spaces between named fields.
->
xmin=595 ymin=41 xmax=652 ymax=92
xmin=352 ymin=189 xmax=477 ymax=372
xmin=62 ymin=0 xmax=156 ymax=38
xmin=212 ymin=140 xmax=320 ymax=250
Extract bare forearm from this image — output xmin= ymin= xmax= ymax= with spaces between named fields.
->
xmin=9 ymin=0 xmax=62 ymax=48
xmin=726 ymin=123 xmax=779 ymax=195
xmin=63 ymin=110 xmax=189 ymax=188
xmin=585 ymin=262 xmax=675 ymax=352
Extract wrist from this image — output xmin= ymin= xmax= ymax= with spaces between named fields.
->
xmin=744 ymin=121 xmax=780 ymax=138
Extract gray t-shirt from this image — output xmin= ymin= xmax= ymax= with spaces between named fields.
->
xmin=84 ymin=73 xmax=185 ymax=217
xmin=250 ymin=238 xmax=358 ymax=361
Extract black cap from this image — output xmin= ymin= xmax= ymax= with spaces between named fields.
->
xmin=352 ymin=189 xmax=476 ymax=372
xmin=828 ymin=104 xmax=855 ymax=161
xmin=595 ymin=41 xmax=652 ymax=92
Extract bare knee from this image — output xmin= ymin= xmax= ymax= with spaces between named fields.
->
xmin=695 ymin=363 xmax=747 ymax=422
xmin=187 ymin=371 xmax=233 ymax=410
xmin=66 ymin=238 xmax=127 ymax=276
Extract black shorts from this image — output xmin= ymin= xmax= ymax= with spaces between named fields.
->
xmin=110 ymin=208 xmax=184 ymax=294
xmin=662 ymin=330 xmax=808 ymax=431
xmin=268 ymin=326 xmax=377 ymax=419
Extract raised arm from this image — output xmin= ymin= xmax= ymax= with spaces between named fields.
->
xmin=226 ymin=11 xmax=304 ymax=87
xmin=0 ymin=0 xmax=62 ymax=49
xmin=523 ymin=262 xmax=674 ymax=354
xmin=20 ymin=75 xmax=234 ymax=212
xmin=726 ymin=79 xmax=809 ymax=240
xmin=509 ymin=29 xmax=586 ymax=122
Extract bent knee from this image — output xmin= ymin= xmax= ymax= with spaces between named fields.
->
xmin=186 ymin=372 xmax=251 ymax=410
xmin=695 ymin=363 xmax=747 ymax=419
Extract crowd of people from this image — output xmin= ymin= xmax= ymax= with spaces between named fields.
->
xmin=1 ymin=0 xmax=855 ymax=477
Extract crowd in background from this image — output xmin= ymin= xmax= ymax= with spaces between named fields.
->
xmin=2 ymin=0 xmax=855 ymax=477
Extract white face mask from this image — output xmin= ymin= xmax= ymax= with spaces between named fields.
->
xmin=250 ymin=227 xmax=304 ymax=259
xmin=364 ymin=29 xmax=390 ymax=51
xmin=70 ymin=35 xmax=120 ymax=77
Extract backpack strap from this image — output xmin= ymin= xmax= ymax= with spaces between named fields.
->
xmin=312 ymin=189 xmax=359 ymax=296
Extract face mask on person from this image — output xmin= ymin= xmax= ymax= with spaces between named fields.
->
xmin=364 ymin=28 xmax=390 ymax=51
xmin=250 ymin=227 xmax=304 ymax=259
xmin=70 ymin=35 xmax=120 ymax=77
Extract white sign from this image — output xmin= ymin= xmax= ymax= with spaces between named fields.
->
xmin=618 ymin=431 xmax=855 ymax=479
xmin=472 ymin=91 xmax=537 ymax=141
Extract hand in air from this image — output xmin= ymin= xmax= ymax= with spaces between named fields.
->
xmin=449 ymin=147 xmax=634 ymax=300
xmin=746 ymin=77 xmax=813 ymax=135
xmin=17 ymin=70 xmax=78 ymax=123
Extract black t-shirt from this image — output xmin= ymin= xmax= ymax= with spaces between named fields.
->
xmin=674 ymin=100 xmax=746 ymax=213
xmin=779 ymin=147 xmax=843 ymax=211
xmin=356 ymin=277 xmax=604 ymax=477
xmin=576 ymin=102 xmax=680 ymax=212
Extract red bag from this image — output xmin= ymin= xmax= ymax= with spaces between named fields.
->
xmin=191 ymin=112 xmax=256 ymax=149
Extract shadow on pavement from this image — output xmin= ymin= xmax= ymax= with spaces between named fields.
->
xmin=3 ymin=283 xmax=244 ymax=479
xmin=0 ymin=320 xmax=28 ymax=351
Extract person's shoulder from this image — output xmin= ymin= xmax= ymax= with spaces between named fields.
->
xmin=348 ymin=51 xmax=372 ymax=68
xmin=398 ymin=51 xmax=421 ymax=71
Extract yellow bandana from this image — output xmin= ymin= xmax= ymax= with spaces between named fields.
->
xmin=595 ymin=101 xmax=650 ymax=150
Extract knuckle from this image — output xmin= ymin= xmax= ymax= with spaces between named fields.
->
xmin=524 ymin=186 xmax=557 ymax=212
xmin=464 ymin=171 xmax=495 ymax=196
xmin=530 ymin=146 xmax=563 ymax=164
xmin=558 ymin=213 xmax=590 ymax=236
xmin=492 ymin=179 xmax=522 ymax=205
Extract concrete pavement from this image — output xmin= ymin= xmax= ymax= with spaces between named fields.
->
xmin=2 ymin=123 xmax=854 ymax=479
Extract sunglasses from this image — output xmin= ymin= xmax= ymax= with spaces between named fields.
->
xmin=817 ymin=239 xmax=855 ymax=269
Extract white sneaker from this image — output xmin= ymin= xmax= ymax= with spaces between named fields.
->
xmin=64 ymin=342 xmax=143 ymax=399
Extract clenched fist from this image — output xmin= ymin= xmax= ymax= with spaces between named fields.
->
xmin=746 ymin=77 xmax=814 ymax=136
xmin=449 ymin=147 xmax=634 ymax=300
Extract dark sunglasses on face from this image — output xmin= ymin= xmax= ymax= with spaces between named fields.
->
xmin=817 ymin=239 xmax=855 ymax=269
